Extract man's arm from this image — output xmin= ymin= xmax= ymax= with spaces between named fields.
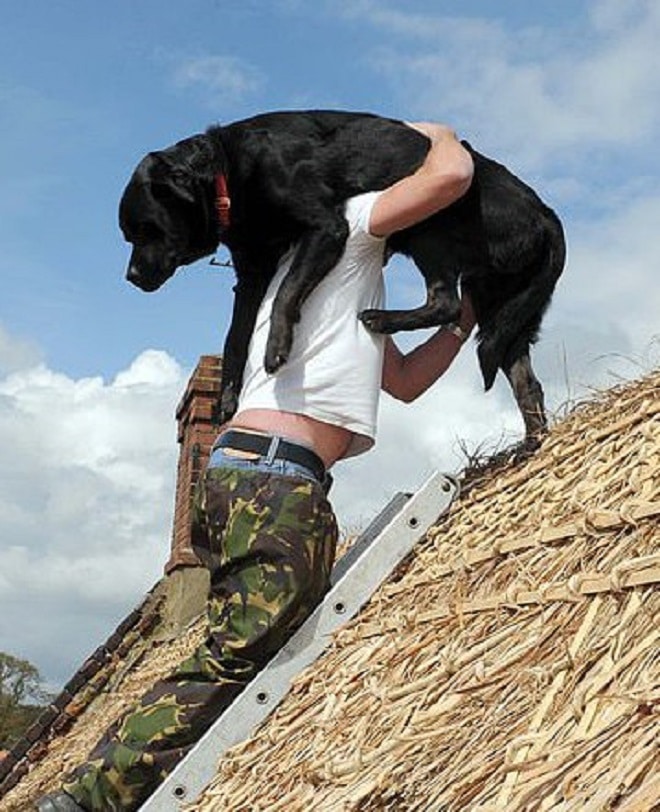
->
xmin=369 ymin=123 xmax=474 ymax=238
xmin=382 ymin=293 xmax=476 ymax=403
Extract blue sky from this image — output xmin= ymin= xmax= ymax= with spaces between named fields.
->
xmin=1 ymin=0 xmax=659 ymax=689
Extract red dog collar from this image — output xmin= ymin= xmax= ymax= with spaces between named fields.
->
xmin=215 ymin=174 xmax=231 ymax=229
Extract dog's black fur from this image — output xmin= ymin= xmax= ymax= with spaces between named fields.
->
xmin=120 ymin=110 xmax=565 ymax=440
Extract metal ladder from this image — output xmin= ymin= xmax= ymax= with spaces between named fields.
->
xmin=140 ymin=470 xmax=458 ymax=811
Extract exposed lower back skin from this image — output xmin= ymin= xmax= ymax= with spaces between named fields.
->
xmin=227 ymin=408 xmax=354 ymax=468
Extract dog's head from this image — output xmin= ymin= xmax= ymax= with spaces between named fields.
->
xmin=119 ymin=135 xmax=219 ymax=292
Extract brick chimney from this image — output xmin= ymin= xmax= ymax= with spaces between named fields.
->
xmin=165 ymin=355 xmax=223 ymax=573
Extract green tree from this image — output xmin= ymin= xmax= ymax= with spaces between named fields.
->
xmin=0 ymin=652 xmax=51 ymax=749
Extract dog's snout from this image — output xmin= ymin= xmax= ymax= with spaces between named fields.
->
xmin=125 ymin=252 xmax=176 ymax=292
xmin=125 ymin=263 xmax=148 ymax=288
xmin=125 ymin=262 xmax=157 ymax=292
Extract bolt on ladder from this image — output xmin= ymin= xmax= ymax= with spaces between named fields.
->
xmin=140 ymin=470 xmax=458 ymax=811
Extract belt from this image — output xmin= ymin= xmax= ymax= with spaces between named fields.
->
xmin=213 ymin=430 xmax=327 ymax=484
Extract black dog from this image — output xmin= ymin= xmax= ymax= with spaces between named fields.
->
xmin=120 ymin=110 xmax=565 ymax=441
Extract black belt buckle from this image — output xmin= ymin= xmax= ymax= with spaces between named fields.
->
xmin=215 ymin=430 xmax=327 ymax=486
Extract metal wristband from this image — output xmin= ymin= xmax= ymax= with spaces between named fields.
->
xmin=446 ymin=323 xmax=469 ymax=342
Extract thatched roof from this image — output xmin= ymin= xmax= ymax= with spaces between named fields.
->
xmin=191 ymin=370 xmax=659 ymax=811
xmin=1 ymin=369 xmax=658 ymax=811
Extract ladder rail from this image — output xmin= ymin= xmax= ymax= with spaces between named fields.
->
xmin=140 ymin=471 xmax=458 ymax=811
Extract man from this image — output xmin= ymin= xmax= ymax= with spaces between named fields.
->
xmin=38 ymin=123 xmax=474 ymax=811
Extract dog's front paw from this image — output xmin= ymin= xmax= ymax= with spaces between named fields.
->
xmin=264 ymin=333 xmax=291 ymax=374
xmin=359 ymin=308 xmax=396 ymax=334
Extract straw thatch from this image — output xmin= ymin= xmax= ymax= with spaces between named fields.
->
xmin=1 ymin=369 xmax=658 ymax=811
xmin=188 ymin=370 xmax=659 ymax=812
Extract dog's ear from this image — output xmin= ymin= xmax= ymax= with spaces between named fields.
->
xmin=151 ymin=137 xmax=214 ymax=204
xmin=162 ymin=173 xmax=197 ymax=205
xmin=159 ymin=135 xmax=215 ymax=176
xmin=145 ymin=153 xmax=198 ymax=205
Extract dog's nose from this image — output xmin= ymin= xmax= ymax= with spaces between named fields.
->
xmin=125 ymin=262 xmax=166 ymax=292
xmin=125 ymin=263 xmax=154 ymax=291
xmin=125 ymin=263 xmax=142 ymax=285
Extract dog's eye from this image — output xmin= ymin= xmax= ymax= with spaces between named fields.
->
xmin=131 ymin=223 xmax=162 ymax=244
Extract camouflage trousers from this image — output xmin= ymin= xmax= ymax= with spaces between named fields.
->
xmin=63 ymin=447 xmax=338 ymax=811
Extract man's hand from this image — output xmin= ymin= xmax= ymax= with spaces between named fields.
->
xmin=368 ymin=122 xmax=474 ymax=238
xmin=406 ymin=121 xmax=458 ymax=141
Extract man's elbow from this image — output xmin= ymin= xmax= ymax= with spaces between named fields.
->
xmin=449 ymin=151 xmax=475 ymax=200
xmin=425 ymin=153 xmax=474 ymax=210
xmin=385 ymin=382 xmax=418 ymax=404
xmin=397 ymin=390 xmax=418 ymax=404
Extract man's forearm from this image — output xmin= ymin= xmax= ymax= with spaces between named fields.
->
xmin=369 ymin=123 xmax=474 ymax=238
xmin=381 ymin=329 xmax=464 ymax=403
xmin=382 ymin=295 xmax=476 ymax=402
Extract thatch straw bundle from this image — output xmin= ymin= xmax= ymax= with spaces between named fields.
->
xmin=2 ymin=369 xmax=657 ymax=811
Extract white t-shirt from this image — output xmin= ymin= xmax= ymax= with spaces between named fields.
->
xmin=237 ymin=192 xmax=386 ymax=459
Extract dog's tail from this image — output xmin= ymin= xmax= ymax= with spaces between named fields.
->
xmin=476 ymin=213 xmax=566 ymax=391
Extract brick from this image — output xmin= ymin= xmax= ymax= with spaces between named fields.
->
xmin=0 ymin=751 xmax=18 ymax=783
xmin=51 ymin=690 xmax=74 ymax=712
xmin=0 ymin=764 xmax=26 ymax=795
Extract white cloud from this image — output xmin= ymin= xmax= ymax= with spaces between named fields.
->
xmin=0 ymin=339 xmax=187 ymax=685
xmin=590 ymin=0 xmax=660 ymax=32
xmin=173 ymin=55 xmax=264 ymax=107
xmin=340 ymin=0 xmax=660 ymax=173
xmin=560 ymin=194 xmax=660 ymax=349
xmin=331 ymin=0 xmax=500 ymax=41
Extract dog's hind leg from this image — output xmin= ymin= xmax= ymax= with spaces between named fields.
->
xmin=503 ymin=351 xmax=547 ymax=447
xmin=360 ymin=227 xmax=462 ymax=334
xmin=360 ymin=276 xmax=461 ymax=334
